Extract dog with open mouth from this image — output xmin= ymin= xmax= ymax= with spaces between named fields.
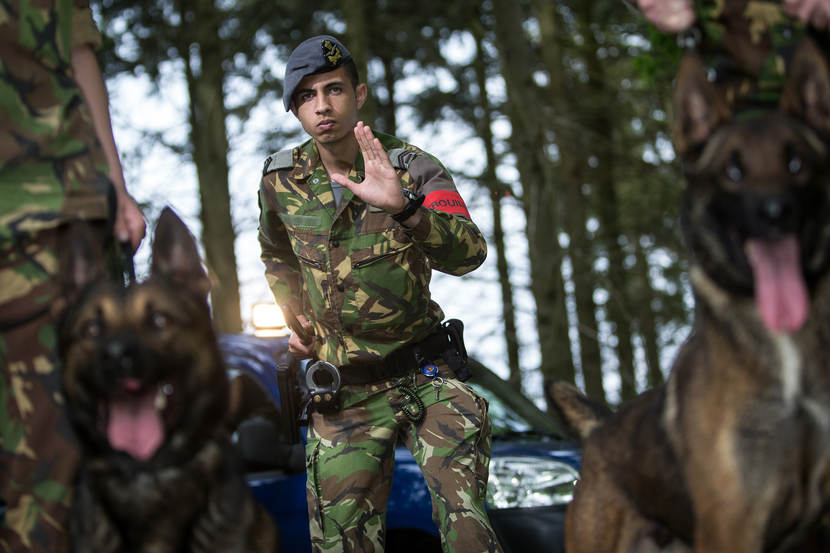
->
xmin=549 ymin=37 xmax=830 ymax=553
xmin=56 ymin=208 xmax=278 ymax=553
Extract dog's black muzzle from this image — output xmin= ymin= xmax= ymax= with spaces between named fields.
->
xmin=92 ymin=333 xmax=161 ymax=389
xmin=739 ymin=192 xmax=801 ymax=240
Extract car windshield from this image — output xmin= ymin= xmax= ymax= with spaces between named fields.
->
xmin=467 ymin=382 xmax=560 ymax=438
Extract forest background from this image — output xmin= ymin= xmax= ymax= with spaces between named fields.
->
xmin=94 ymin=0 xmax=689 ymax=410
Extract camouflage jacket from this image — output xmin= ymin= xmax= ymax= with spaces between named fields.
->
xmin=691 ymin=0 xmax=828 ymax=110
xmin=1 ymin=0 xmax=110 ymax=245
xmin=258 ymin=132 xmax=487 ymax=366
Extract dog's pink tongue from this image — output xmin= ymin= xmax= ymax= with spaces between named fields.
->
xmin=745 ymin=234 xmax=808 ymax=333
xmin=107 ymin=387 xmax=164 ymax=461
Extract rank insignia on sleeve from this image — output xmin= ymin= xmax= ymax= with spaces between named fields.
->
xmin=323 ymin=39 xmax=342 ymax=66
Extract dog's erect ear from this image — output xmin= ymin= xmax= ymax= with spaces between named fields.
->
xmin=672 ymin=54 xmax=732 ymax=157
xmin=151 ymin=208 xmax=211 ymax=298
xmin=57 ymin=222 xmax=107 ymax=312
xmin=781 ymin=37 xmax=830 ymax=136
xmin=545 ymin=379 xmax=612 ymax=441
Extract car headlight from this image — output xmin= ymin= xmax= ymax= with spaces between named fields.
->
xmin=487 ymin=456 xmax=579 ymax=509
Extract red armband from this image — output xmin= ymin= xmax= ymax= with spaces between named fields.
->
xmin=424 ymin=191 xmax=471 ymax=219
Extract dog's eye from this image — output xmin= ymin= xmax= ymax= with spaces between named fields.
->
xmin=788 ymin=155 xmax=803 ymax=175
xmin=82 ymin=320 xmax=102 ymax=339
xmin=725 ymin=162 xmax=743 ymax=183
xmin=149 ymin=311 xmax=168 ymax=330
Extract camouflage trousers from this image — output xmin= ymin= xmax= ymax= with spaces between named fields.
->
xmin=305 ymin=368 xmax=504 ymax=553
xmin=0 ymin=229 xmax=79 ymax=553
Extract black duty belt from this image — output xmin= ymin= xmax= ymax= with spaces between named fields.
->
xmin=338 ymin=325 xmax=455 ymax=386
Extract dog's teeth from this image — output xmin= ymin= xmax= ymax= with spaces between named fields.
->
xmin=155 ymin=389 xmax=168 ymax=411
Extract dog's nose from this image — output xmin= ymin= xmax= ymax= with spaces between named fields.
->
xmin=104 ymin=339 xmax=135 ymax=371
xmin=752 ymin=195 xmax=797 ymax=237
xmin=106 ymin=341 xmax=124 ymax=358
xmin=762 ymin=198 xmax=784 ymax=220
xmin=760 ymin=197 xmax=788 ymax=221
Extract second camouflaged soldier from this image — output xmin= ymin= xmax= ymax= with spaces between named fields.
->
xmin=258 ymin=35 xmax=503 ymax=553
xmin=638 ymin=0 xmax=830 ymax=111
xmin=1 ymin=1 xmax=145 ymax=552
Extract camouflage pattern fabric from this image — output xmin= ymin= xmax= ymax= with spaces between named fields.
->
xmin=690 ymin=0 xmax=830 ymax=110
xmin=258 ymin=131 xmax=487 ymax=366
xmin=0 ymin=230 xmax=78 ymax=553
xmin=306 ymin=368 xmax=502 ymax=553
xmin=1 ymin=0 xmax=111 ymax=243
xmin=259 ymin=129 xmax=496 ymax=550
xmin=1 ymin=2 xmax=115 ymax=551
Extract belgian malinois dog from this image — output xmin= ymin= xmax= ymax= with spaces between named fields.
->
xmin=549 ymin=38 xmax=830 ymax=553
xmin=57 ymin=208 xmax=278 ymax=553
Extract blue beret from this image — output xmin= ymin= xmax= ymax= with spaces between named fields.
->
xmin=283 ymin=35 xmax=353 ymax=111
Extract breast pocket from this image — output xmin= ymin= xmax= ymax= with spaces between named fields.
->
xmin=358 ymin=206 xmax=395 ymax=234
xmin=350 ymin=226 xmax=414 ymax=272
xmin=279 ymin=213 xmax=327 ymax=262
xmin=347 ymin=237 xmax=428 ymax=332
xmin=278 ymin=213 xmax=330 ymax=309
xmin=279 ymin=213 xmax=323 ymax=230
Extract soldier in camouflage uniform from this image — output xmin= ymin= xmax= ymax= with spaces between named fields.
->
xmin=637 ymin=0 xmax=830 ymax=110
xmin=258 ymin=35 xmax=503 ymax=553
xmin=0 ymin=2 xmax=144 ymax=551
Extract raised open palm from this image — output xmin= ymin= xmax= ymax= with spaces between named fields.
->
xmin=331 ymin=122 xmax=406 ymax=214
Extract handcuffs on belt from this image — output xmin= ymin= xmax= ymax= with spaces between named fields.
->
xmin=304 ymin=360 xmax=342 ymax=413
xmin=300 ymin=319 xmax=469 ymax=425
xmin=302 ymin=359 xmax=427 ymax=424
xmin=303 ymin=361 xmax=432 ymax=424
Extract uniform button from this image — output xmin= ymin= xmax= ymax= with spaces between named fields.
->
xmin=331 ymin=239 xmax=340 ymax=247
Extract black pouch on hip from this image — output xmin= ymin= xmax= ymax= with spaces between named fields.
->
xmin=442 ymin=319 xmax=471 ymax=381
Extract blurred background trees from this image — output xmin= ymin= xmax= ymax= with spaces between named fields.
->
xmin=94 ymin=0 xmax=690 ymax=408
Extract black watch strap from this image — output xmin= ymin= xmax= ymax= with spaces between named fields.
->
xmin=391 ymin=189 xmax=425 ymax=223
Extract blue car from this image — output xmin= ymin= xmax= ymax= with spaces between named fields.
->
xmin=219 ymin=333 xmax=580 ymax=553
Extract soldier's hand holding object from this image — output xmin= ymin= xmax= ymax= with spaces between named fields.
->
xmin=288 ymin=313 xmax=315 ymax=359
xmin=331 ymin=121 xmax=407 ymax=214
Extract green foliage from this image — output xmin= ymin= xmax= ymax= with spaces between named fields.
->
xmin=631 ymin=27 xmax=684 ymax=87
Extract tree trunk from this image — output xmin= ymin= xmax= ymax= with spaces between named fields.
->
xmin=378 ymin=54 xmax=398 ymax=135
xmin=633 ymin=239 xmax=664 ymax=388
xmin=577 ymin=1 xmax=637 ymax=401
xmin=342 ymin=0 xmax=378 ymax=129
xmin=533 ymin=0 xmax=606 ymax=401
xmin=489 ymin=0 xmax=575 ymax=392
xmin=179 ymin=2 xmax=241 ymax=333
xmin=471 ymin=26 xmax=521 ymax=391
xmin=561 ymin=158 xmax=606 ymax=401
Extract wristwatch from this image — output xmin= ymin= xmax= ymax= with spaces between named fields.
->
xmin=391 ymin=188 xmax=425 ymax=223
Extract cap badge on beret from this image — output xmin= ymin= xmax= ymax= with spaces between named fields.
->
xmin=322 ymin=39 xmax=343 ymax=67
